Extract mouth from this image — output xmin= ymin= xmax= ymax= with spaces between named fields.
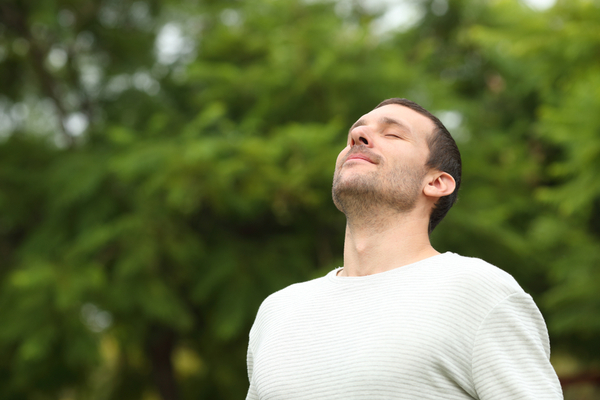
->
xmin=346 ymin=154 xmax=374 ymax=163
xmin=344 ymin=148 xmax=378 ymax=165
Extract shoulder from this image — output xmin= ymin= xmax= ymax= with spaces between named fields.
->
xmin=252 ymin=273 xmax=330 ymax=321
xmin=421 ymin=253 xmax=528 ymax=311
xmin=248 ymin=273 xmax=334 ymax=344
xmin=440 ymin=252 xmax=524 ymax=291
xmin=267 ymin=273 xmax=329 ymax=302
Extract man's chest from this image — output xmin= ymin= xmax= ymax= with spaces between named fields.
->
xmin=251 ymin=296 xmax=477 ymax=399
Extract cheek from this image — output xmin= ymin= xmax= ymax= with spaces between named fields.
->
xmin=335 ymin=147 xmax=350 ymax=167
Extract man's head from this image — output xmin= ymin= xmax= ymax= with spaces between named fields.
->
xmin=332 ymin=98 xmax=461 ymax=234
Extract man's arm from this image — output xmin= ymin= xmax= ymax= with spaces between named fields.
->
xmin=246 ymin=336 xmax=258 ymax=400
xmin=472 ymin=292 xmax=563 ymax=399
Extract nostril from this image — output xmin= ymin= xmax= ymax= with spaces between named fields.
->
xmin=359 ymin=137 xmax=368 ymax=145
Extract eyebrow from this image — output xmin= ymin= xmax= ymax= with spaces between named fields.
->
xmin=348 ymin=116 xmax=413 ymax=136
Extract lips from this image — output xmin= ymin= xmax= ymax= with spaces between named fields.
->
xmin=344 ymin=146 xmax=381 ymax=165
xmin=346 ymin=154 xmax=374 ymax=163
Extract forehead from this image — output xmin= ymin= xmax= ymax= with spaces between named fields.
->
xmin=356 ymin=104 xmax=436 ymax=142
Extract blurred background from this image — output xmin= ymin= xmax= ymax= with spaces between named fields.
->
xmin=0 ymin=0 xmax=599 ymax=398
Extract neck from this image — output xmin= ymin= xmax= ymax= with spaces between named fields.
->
xmin=339 ymin=208 xmax=438 ymax=277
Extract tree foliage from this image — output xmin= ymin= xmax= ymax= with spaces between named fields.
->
xmin=1 ymin=0 xmax=599 ymax=398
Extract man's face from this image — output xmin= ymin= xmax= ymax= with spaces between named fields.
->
xmin=332 ymin=104 xmax=435 ymax=216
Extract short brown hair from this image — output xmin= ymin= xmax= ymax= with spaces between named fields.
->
xmin=375 ymin=98 xmax=462 ymax=234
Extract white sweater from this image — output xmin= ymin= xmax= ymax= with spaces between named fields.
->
xmin=246 ymin=252 xmax=563 ymax=400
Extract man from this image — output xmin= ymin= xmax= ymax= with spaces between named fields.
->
xmin=245 ymin=98 xmax=563 ymax=399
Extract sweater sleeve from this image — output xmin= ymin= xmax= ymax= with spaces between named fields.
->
xmin=246 ymin=343 xmax=258 ymax=400
xmin=471 ymin=292 xmax=563 ymax=399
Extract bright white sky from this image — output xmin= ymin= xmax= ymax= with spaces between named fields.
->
xmin=364 ymin=0 xmax=557 ymax=34
xmin=154 ymin=0 xmax=558 ymax=60
xmin=521 ymin=0 xmax=557 ymax=10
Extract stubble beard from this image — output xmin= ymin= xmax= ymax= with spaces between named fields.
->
xmin=332 ymin=161 xmax=425 ymax=222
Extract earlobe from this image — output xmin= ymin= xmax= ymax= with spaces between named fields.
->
xmin=423 ymin=172 xmax=456 ymax=199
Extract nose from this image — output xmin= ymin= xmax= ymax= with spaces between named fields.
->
xmin=349 ymin=125 xmax=373 ymax=147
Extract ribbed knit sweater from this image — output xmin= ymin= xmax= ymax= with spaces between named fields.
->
xmin=246 ymin=252 xmax=562 ymax=399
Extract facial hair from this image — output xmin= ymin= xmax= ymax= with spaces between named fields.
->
xmin=332 ymin=145 xmax=426 ymax=220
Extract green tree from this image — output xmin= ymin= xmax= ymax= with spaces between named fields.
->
xmin=466 ymin=0 xmax=600 ymax=365
xmin=0 ymin=0 xmax=429 ymax=398
xmin=1 ymin=0 xmax=600 ymax=398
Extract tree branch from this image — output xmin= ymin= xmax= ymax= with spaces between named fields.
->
xmin=0 ymin=2 xmax=74 ymax=147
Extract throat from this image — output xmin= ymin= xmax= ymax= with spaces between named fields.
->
xmin=341 ymin=216 xmax=436 ymax=277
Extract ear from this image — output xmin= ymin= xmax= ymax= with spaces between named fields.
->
xmin=423 ymin=171 xmax=455 ymax=200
